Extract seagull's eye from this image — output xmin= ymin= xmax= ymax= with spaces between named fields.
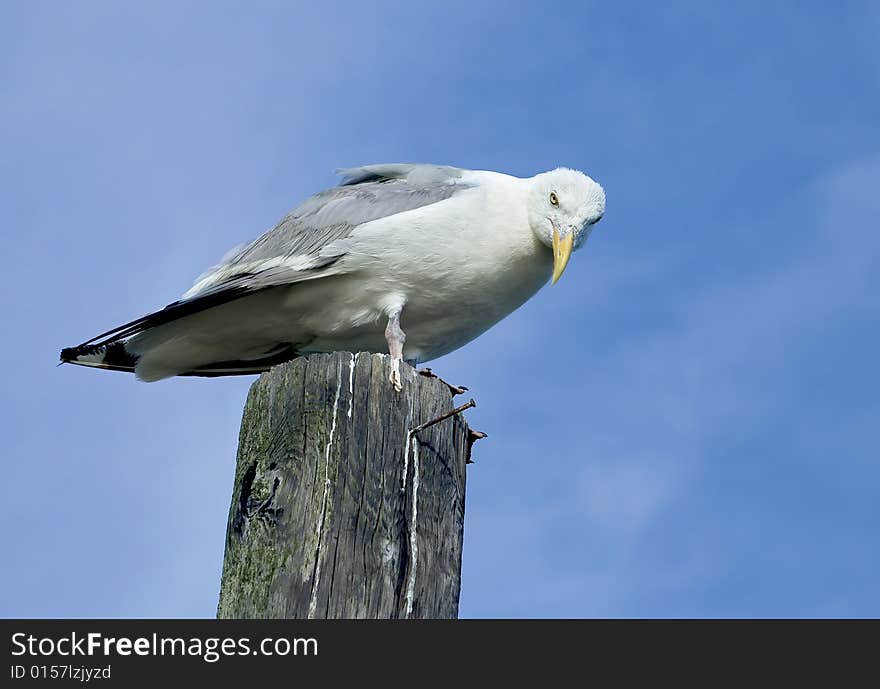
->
xmin=549 ymin=192 xmax=559 ymax=207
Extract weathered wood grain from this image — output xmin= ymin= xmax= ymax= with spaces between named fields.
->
xmin=217 ymin=352 xmax=471 ymax=619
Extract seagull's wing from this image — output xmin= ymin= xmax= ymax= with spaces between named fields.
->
xmin=61 ymin=164 xmax=472 ymax=371
xmin=183 ymin=163 xmax=469 ymax=299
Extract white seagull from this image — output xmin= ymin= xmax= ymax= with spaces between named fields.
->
xmin=61 ymin=164 xmax=606 ymax=389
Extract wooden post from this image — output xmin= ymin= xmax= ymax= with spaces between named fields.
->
xmin=216 ymin=352 xmax=475 ymax=619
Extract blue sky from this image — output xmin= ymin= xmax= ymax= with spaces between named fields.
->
xmin=2 ymin=1 xmax=878 ymax=617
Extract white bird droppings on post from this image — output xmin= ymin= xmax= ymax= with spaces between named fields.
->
xmin=401 ymin=370 xmax=420 ymax=616
xmin=404 ymin=432 xmax=420 ymax=618
xmin=402 ymin=394 xmax=415 ymax=490
xmin=307 ymin=358 xmax=343 ymax=619
xmin=347 ymin=352 xmax=356 ymax=420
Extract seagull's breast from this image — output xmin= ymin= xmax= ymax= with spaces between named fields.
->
xmin=316 ymin=173 xmax=552 ymax=360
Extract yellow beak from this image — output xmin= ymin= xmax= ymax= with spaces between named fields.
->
xmin=551 ymin=228 xmax=574 ymax=284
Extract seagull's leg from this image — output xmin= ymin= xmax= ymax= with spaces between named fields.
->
xmin=385 ymin=310 xmax=406 ymax=392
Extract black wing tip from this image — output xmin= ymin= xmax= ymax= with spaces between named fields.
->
xmin=60 ymin=343 xmax=99 ymax=362
xmin=59 ymin=342 xmax=138 ymax=370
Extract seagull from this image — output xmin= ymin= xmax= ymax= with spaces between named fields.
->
xmin=61 ymin=163 xmax=606 ymax=389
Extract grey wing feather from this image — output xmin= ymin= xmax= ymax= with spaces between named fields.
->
xmin=184 ymin=163 xmax=472 ymax=299
xmin=336 ymin=163 xmax=465 ymax=187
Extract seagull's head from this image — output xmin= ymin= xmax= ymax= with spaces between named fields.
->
xmin=527 ymin=168 xmax=606 ymax=284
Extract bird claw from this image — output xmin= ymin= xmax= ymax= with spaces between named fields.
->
xmin=466 ymin=430 xmax=488 ymax=464
xmin=417 ymin=368 xmax=468 ymax=396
